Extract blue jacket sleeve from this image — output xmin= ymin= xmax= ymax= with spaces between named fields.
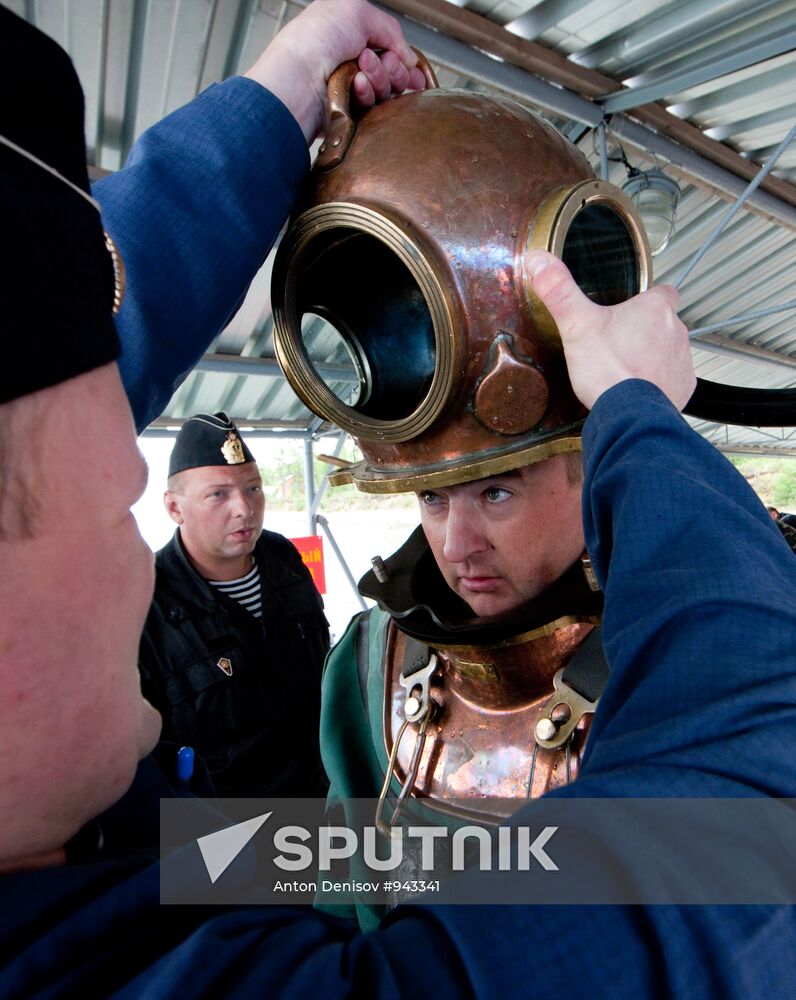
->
xmin=411 ymin=380 xmax=796 ymax=999
xmin=94 ymin=77 xmax=309 ymax=431
xmin=575 ymin=379 xmax=796 ymax=796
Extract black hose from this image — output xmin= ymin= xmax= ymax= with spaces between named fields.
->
xmin=684 ymin=379 xmax=796 ymax=426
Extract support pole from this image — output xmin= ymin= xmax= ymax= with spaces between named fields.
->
xmin=303 ymin=437 xmax=316 ymax=537
xmin=598 ymin=120 xmax=609 ymax=181
xmin=310 ymin=433 xmax=346 ymax=519
xmin=316 ymin=514 xmax=368 ymax=611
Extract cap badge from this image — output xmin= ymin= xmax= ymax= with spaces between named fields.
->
xmin=216 ymin=657 xmax=233 ymax=676
xmin=221 ymin=432 xmax=246 ymax=465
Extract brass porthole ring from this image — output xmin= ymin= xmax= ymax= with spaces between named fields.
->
xmin=272 ymin=203 xmax=459 ymax=443
xmin=524 ymin=179 xmax=652 ymax=348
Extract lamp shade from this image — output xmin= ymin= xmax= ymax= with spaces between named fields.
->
xmin=621 ymin=168 xmax=681 ymax=255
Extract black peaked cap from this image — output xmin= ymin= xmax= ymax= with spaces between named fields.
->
xmin=169 ymin=412 xmax=256 ymax=478
xmin=0 ymin=6 xmax=119 ymax=405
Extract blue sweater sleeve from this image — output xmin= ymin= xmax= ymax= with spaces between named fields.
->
xmin=409 ymin=380 xmax=796 ymax=999
xmin=574 ymin=379 xmax=796 ymax=796
xmin=94 ymin=77 xmax=309 ymax=431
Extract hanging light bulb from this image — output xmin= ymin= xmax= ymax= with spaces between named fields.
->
xmin=621 ymin=167 xmax=681 ymax=256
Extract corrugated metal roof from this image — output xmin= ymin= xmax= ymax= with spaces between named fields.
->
xmin=12 ymin=0 xmax=796 ymax=454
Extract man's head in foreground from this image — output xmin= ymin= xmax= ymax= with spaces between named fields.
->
xmin=164 ymin=413 xmax=265 ymax=581
xmin=0 ymin=6 xmax=161 ymax=867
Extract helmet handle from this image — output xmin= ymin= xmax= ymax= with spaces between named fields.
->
xmin=317 ymin=47 xmax=438 ymax=171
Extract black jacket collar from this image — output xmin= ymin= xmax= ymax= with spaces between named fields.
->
xmin=154 ymin=529 xmax=304 ymax=614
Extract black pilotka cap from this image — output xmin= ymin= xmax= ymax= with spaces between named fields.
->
xmin=0 ymin=6 xmax=120 ymax=405
xmin=169 ymin=412 xmax=256 ymax=478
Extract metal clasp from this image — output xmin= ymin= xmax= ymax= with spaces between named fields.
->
xmin=375 ymin=654 xmax=439 ymax=836
xmin=399 ymin=654 xmax=438 ymax=722
xmin=534 ymin=667 xmax=599 ymax=750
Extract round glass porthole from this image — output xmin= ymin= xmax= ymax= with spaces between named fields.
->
xmin=526 ymin=179 xmax=652 ymax=344
xmin=273 ymin=204 xmax=458 ymax=442
xmin=300 ymin=311 xmax=371 ymax=409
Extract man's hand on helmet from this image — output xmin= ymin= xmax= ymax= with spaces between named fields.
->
xmin=526 ymin=250 xmax=696 ymax=412
xmin=244 ymin=0 xmax=426 ymax=143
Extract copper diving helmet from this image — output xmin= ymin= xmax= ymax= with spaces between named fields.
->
xmin=272 ymin=55 xmax=652 ymax=493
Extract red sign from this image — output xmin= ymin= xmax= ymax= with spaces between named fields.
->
xmin=290 ymin=534 xmax=326 ymax=594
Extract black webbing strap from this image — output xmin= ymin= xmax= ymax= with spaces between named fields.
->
xmin=401 ymin=634 xmax=432 ymax=679
xmin=354 ymin=618 xmax=432 ymax=711
xmin=560 ymin=626 xmax=609 ymax=702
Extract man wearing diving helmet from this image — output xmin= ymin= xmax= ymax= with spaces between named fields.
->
xmin=270 ymin=67 xmax=653 ymax=900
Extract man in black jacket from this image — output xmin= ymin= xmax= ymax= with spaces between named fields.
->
xmin=139 ymin=411 xmax=330 ymax=797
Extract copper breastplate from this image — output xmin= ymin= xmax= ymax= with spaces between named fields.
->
xmin=382 ymin=618 xmax=595 ymax=824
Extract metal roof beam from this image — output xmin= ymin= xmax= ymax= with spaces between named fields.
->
xmin=741 ymin=140 xmax=796 ymax=164
xmin=377 ymin=0 xmax=623 ymax=99
xmin=144 ymin=419 xmax=321 ymax=436
xmin=565 ymin=121 xmax=590 ymax=144
xmin=572 ymin=0 xmax=781 ymax=73
xmin=379 ymin=8 xmax=604 ymax=124
xmin=599 ymin=29 xmax=796 ymax=115
xmin=705 ymin=105 xmax=796 ymax=142
xmin=619 ymin=6 xmax=796 ymax=90
xmin=689 ymin=333 xmax=796 ymax=375
xmin=222 ymin=0 xmax=259 ymax=81
xmin=504 ymin=0 xmax=589 ymax=43
xmin=716 ymin=443 xmax=796 ymax=457
xmin=670 ymin=61 xmax=796 ymax=118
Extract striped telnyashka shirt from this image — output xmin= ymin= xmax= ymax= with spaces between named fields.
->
xmin=208 ymin=563 xmax=262 ymax=618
